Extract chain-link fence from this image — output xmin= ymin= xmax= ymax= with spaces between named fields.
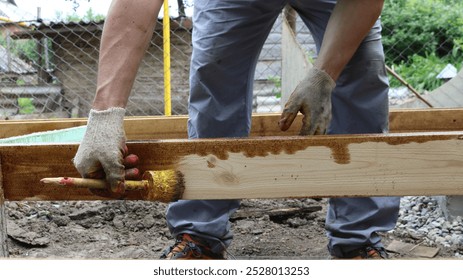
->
xmin=0 ymin=12 xmax=192 ymax=118
xmin=0 ymin=1 xmax=461 ymax=120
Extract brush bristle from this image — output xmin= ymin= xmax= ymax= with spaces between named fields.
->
xmin=143 ymin=170 xmax=185 ymax=202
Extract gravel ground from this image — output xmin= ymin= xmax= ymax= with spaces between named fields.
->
xmin=3 ymin=196 xmax=463 ymax=259
xmin=390 ymin=196 xmax=463 ymax=258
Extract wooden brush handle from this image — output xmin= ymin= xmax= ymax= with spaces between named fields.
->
xmin=40 ymin=177 xmax=148 ymax=190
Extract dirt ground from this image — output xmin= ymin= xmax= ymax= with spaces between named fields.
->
xmin=3 ymin=198 xmax=459 ymax=260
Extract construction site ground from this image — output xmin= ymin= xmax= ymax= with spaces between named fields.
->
xmin=3 ymin=198 xmax=460 ymax=260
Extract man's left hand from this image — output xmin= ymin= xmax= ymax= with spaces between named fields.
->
xmin=279 ymin=67 xmax=336 ymax=135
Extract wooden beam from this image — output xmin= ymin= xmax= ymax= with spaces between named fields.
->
xmin=0 ymin=116 xmax=190 ymax=140
xmin=388 ymin=108 xmax=463 ymax=132
xmin=0 ymin=157 xmax=8 ymax=257
xmin=1 ymin=131 xmax=462 ymax=201
xmin=0 ymin=109 xmax=463 ymax=140
xmin=281 ymin=6 xmax=311 ymax=106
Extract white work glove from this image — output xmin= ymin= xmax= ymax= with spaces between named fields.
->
xmin=73 ymin=107 xmax=136 ymax=194
xmin=279 ymin=67 xmax=336 ymax=135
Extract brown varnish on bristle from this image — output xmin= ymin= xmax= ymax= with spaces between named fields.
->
xmin=143 ymin=170 xmax=185 ymax=203
xmin=172 ymin=171 xmax=185 ymax=201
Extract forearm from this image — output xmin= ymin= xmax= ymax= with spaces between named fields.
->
xmin=315 ymin=0 xmax=384 ymax=81
xmin=93 ymin=0 xmax=163 ymax=110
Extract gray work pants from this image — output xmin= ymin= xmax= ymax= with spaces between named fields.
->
xmin=166 ymin=0 xmax=400 ymax=258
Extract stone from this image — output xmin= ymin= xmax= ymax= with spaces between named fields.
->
xmin=435 ymin=196 xmax=463 ymax=221
xmin=53 ymin=215 xmax=70 ymax=227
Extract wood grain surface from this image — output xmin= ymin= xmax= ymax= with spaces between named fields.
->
xmin=1 ymin=131 xmax=462 ymax=201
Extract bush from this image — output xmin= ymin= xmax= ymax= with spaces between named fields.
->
xmin=18 ymin=98 xmax=35 ymax=114
xmin=382 ymin=0 xmax=463 ymax=65
xmin=382 ymin=0 xmax=463 ymax=91
xmin=389 ymin=52 xmax=462 ymax=91
xmin=0 ymin=37 xmax=39 ymax=65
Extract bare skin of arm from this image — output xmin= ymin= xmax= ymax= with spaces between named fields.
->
xmin=92 ymin=0 xmax=163 ymax=110
xmin=315 ymin=0 xmax=385 ymax=81
xmin=73 ymin=0 xmax=163 ymax=194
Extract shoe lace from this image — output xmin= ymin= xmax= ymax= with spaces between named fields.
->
xmin=184 ymin=241 xmax=203 ymax=257
xmin=160 ymin=235 xmax=208 ymax=259
xmin=161 ymin=234 xmax=236 ymax=259
xmin=362 ymin=246 xmax=388 ymax=259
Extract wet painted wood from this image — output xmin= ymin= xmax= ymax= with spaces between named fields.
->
xmin=0 ymin=131 xmax=462 ymax=201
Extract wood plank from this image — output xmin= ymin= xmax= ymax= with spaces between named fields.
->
xmin=388 ymin=108 xmax=463 ymax=132
xmin=0 ymin=116 xmax=189 ymax=140
xmin=398 ymin=68 xmax=463 ymax=109
xmin=1 ymin=109 xmax=463 ymax=140
xmin=281 ymin=9 xmax=311 ymax=106
xmin=0 ymin=157 xmax=9 ymax=257
xmin=386 ymin=240 xmax=440 ymax=258
xmin=1 ymin=131 xmax=462 ymax=201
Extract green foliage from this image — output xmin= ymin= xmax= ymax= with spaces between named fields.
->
xmin=382 ymin=0 xmax=463 ymax=91
xmin=55 ymin=7 xmax=105 ymax=22
xmin=0 ymin=37 xmax=38 ymax=65
xmin=382 ymin=0 xmax=463 ymax=65
xmin=17 ymin=98 xmax=35 ymax=114
xmin=268 ymin=76 xmax=281 ymax=98
xmin=83 ymin=8 xmax=105 ymax=22
xmin=388 ymin=51 xmax=462 ymax=91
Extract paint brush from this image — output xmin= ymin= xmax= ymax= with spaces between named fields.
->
xmin=40 ymin=170 xmax=185 ymax=203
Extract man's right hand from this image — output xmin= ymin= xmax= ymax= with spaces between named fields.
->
xmin=73 ymin=107 xmax=137 ymax=194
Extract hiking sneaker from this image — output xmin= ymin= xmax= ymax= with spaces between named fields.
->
xmin=160 ymin=233 xmax=225 ymax=260
xmin=333 ymin=246 xmax=389 ymax=260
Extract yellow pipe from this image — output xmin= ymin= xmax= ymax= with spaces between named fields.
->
xmin=163 ymin=0 xmax=172 ymax=116
xmin=0 ymin=16 xmax=28 ymax=28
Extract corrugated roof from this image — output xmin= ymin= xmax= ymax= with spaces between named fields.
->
xmin=11 ymin=17 xmax=192 ymax=39
xmin=30 ymin=18 xmax=105 ymax=30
